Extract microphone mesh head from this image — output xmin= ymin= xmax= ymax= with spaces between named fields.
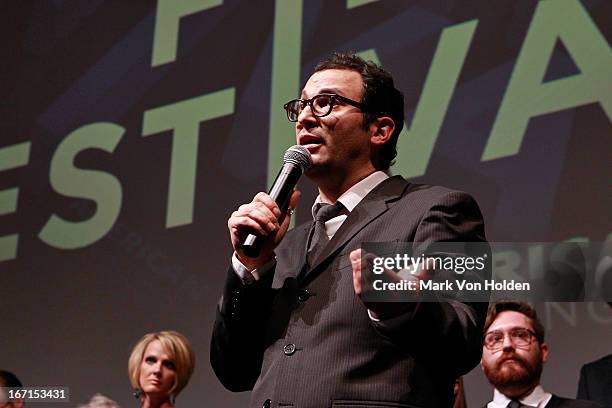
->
xmin=283 ymin=145 xmax=312 ymax=173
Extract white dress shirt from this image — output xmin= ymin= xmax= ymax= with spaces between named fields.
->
xmin=488 ymin=385 xmax=552 ymax=408
xmin=232 ymin=171 xmax=389 ymax=282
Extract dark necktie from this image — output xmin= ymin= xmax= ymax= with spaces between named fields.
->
xmin=307 ymin=202 xmax=346 ymax=266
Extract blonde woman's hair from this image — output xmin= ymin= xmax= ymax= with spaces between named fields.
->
xmin=128 ymin=330 xmax=195 ymax=398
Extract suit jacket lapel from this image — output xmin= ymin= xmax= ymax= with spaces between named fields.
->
xmin=274 ymin=221 xmax=311 ymax=285
xmin=300 ymin=176 xmax=410 ymax=284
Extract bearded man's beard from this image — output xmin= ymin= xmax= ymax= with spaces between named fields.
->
xmin=483 ymin=354 xmax=543 ymax=390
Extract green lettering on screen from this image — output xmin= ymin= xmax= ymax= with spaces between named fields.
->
xmin=142 ymin=88 xmax=235 ymax=228
xmin=267 ymin=0 xmax=303 ymax=189
xmin=347 ymin=0 xmax=380 ymax=9
xmin=0 ymin=142 xmax=31 ymax=262
xmin=0 ymin=142 xmax=31 ymax=172
xmin=0 ymin=188 xmax=18 ymax=215
xmin=483 ymin=0 xmax=612 ymax=161
xmin=152 ymin=0 xmax=223 ymax=67
xmin=356 ymin=49 xmax=379 ymax=64
xmin=395 ymin=20 xmax=478 ymax=178
xmin=38 ymin=123 xmax=124 ymax=249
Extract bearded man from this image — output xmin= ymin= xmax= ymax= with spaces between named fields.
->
xmin=481 ymin=301 xmax=601 ymax=408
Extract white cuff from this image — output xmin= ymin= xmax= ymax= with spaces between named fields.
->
xmin=231 ymin=253 xmax=276 ymax=284
xmin=231 ymin=252 xmax=259 ymax=283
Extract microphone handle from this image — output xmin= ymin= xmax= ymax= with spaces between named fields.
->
xmin=241 ymin=163 xmax=303 ymax=257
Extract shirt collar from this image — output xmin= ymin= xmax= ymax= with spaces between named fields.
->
xmin=311 ymin=171 xmax=389 ymax=219
xmin=491 ymin=385 xmax=551 ymax=408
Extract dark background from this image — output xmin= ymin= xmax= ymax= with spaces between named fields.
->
xmin=1 ymin=1 xmax=611 ymax=406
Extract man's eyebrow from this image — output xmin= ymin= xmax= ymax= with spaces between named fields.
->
xmin=301 ymin=87 xmax=343 ymax=98
xmin=488 ymin=325 xmax=530 ymax=333
xmin=319 ymin=87 xmax=342 ymax=95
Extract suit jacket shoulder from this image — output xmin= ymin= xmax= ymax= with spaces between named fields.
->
xmin=577 ymin=353 xmax=612 ymax=407
xmin=547 ymin=394 xmax=604 ymax=408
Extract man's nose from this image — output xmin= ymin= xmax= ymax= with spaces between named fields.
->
xmin=501 ymin=333 xmax=515 ymax=351
xmin=296 ymin=103 xmax=317 ymax=128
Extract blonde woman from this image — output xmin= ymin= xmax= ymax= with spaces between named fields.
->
xmin=128 ymin=331 xmax=195 ymax=408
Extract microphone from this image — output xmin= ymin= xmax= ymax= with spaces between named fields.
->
xmin=241 ymin=145 xmax=312 ymax=257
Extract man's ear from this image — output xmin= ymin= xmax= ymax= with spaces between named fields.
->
xmin=541 ymin=342 xmax=549 ymax=364
xmin=369 ymin=116 xmax=395 ymax=146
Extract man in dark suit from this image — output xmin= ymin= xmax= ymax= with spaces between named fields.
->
xmin=578 ymin=353 xmax=612 ymax=408
xmin=577 ymin=303 xmax=612 ymax=408
xmin=211 ymin=52 xmax=489 ymax=407
xmin=481 ymin=301 xmax=601 ymax=408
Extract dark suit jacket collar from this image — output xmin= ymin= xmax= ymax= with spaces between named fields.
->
xmin=547 ymin=395 xmax=575 ymax=407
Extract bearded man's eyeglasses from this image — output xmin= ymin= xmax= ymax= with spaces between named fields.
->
xmin=283 ymin=93 xmax=366 ymax=122
xmin=483 ymin=328 xmax=538 ymax=350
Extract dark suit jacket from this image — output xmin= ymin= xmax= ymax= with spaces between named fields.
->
xmin=547 ymin=395 xmax=603 ymax=408
xmin=211 ymin=176 xmax=489 ymax=408
xmin=577 ymin=354 xmax=612 ymax=408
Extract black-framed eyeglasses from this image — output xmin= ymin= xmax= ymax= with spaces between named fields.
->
xmin=483 ymin=327 xmax=538 ymax=350
xmin=283 ymin=93 xmax=366 ymax=122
